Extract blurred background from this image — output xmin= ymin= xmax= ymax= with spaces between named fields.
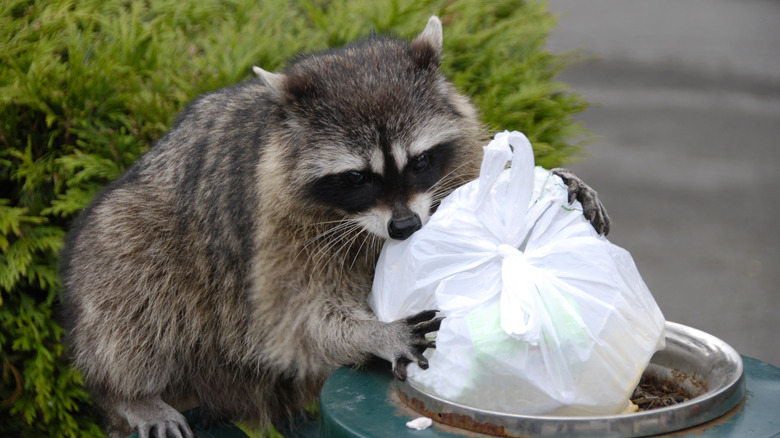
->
xmin=545 ymin=0 xmax=780 ymax=366
xmin=2 ymin=2 xmax=777 ymax=435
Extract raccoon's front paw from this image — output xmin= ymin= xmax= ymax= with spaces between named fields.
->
xmin=386 ymin=310 xmax=443 ymax=381
xmin=552 ymin=168 xmax=611 ymax=235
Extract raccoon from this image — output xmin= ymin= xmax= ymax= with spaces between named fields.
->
xmin=61 ymin=17 xmax=609 ymax=438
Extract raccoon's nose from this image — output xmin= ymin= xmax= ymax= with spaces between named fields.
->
xmin=387 ymin=214 xmax=422 ymax=240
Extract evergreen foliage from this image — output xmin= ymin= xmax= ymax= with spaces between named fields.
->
xmin=0 ymin=0 xmax=588 ymax=436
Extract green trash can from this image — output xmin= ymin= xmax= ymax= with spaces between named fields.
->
xmin=319 ymin=357 xmax=780 ymax=437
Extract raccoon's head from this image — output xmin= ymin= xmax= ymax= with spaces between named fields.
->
xmin=257 ymin=17 xmax=483 ymax=241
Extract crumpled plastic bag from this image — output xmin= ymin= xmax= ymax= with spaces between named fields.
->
xmin=368 ymin=131 xmax=666 ymax=416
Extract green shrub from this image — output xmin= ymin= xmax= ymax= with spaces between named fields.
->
xmin=0 ymin=0 xmax=587 ymax=436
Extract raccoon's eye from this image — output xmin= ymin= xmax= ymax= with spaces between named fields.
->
xmin=412 ymin=153 xmax=430 ymax=172
xmin=344 ymin=170 xmax=367 ymax=186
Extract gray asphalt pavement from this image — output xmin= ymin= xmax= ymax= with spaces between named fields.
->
xmin=545 ymin=0 xmax=780 ymax=366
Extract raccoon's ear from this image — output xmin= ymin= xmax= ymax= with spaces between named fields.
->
xmin=252 ymin=66 xmax=285 ymax=91
xmin=253 ymin=66 xmax=314 ymax=102
xmin=410 ymin=16 xmax=443 ymax=70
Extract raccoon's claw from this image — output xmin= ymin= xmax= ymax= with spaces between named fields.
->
xmin=117 ymin=398 xmax=194 ymax=438
xmin=390 ymin=310 xmax=442 ymax=381
xmin=552 ymin=168 xmax=611 ymax=236
xmin=404 ymin=309 xmax=437 ymax=324
xmin=393 ymin=347 xmax=432 ymax=381
xmin=408 ymin=313 xmax=444 ymax=334
xmin=136 ymin=421 xmax=193 ymax=438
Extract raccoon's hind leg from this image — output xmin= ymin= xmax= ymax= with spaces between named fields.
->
xmin=114 ymin=397 xmax=194 ymax=438
xmin=552 ymin=168 xmax=611 ymax=235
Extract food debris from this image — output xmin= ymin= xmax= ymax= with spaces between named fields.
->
xmin=621 ymin=400 xmax=639 ymax=414
xmin=406 ymin=416 xmax=433 ymax=430
xmin=630 ymin=375 xmax=691 ymax=410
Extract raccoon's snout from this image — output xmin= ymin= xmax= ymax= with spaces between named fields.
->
xmin=387 ymin=213 xmax=422 ymax=240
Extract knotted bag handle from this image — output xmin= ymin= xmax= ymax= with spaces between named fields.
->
xmin=474 ymin=131 xmax=546 ymax=343
xmin=475 ymin=131 xmax=536 ymax=245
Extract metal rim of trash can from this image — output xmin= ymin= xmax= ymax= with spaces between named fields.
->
xmin=395 ymin=321 xmax=746 ymax=437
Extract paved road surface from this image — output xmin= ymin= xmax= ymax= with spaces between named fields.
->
xmin=545 ymin=0 xmax=780 ymax=366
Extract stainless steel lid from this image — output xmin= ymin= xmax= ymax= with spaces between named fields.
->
xmin=396 ymin=322 xmax=745 ymax=437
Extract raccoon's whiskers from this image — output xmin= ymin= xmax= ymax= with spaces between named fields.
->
xmin=337 ymin=229 xmax=365 ymax=276
xmin=309 ymin=223 xmax=359 ymax=266
xmin=427 ymin=165 xmax=475 ymax=206
xmin=430 ymin=181 xmax=463 ymax=204
xmin=366 ymin=234 xmax=381 ymax=265
xmin=296 ymin=219 xmax=356 ymax=263
xmin=315 ymin=229 xmax=363 ymax=287
xmin=308 ymin=220 xmax=364 ymax=277
xmin=348 ymin=231 xmax=373 ymax=271
xmin=300 ymin=219 xmax=363 ymax=293
xmin=427 ymin=160 xmax=474 ymax=196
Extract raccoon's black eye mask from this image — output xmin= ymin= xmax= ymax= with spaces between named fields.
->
xmin=405 ymin=141 xmax=455 ymax=192
xmin=307 ymin=170 xmax=377 ymax=214
xmin=305 ymin=142 xmax=456 ymax=214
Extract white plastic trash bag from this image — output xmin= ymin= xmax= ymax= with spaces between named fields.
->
xmin=368 ymin=131 xmax=666 ymax=416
